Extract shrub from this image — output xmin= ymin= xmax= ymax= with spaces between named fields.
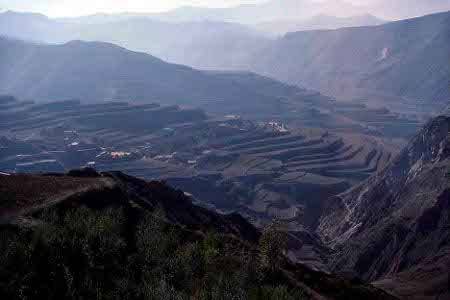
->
xmin=0 ymin=206 xmax=307 ymax=300
xmin=259 ymin=219 xmax=289 ymax=272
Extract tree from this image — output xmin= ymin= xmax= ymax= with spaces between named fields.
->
xmin=259 ymin=219 xmax=289 ymax=272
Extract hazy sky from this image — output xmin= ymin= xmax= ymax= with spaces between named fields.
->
xmin=1 ymin=0 xmax=265 ymax=17
xmin=1 ymin=0 xmax=449 ymax=18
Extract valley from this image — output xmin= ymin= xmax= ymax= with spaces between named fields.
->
xmin=1 ymin=111 xmax=448 ymax=299
xmin=0 ymin=2 xmax=449 ymax=299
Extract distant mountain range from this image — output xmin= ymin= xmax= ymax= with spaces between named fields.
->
xmin=58 ymin=0 xmax=370 ymax=25
xmin=365 ymin=0 xmax=450 ymax=20
xmin=0 ymin=11 xmax=448 ymax=114
xmin=255 ymin=14 xmax=385 ymax=35
xmin=0 ymin=11 xmax=270 ymax=70
xmin=57 ymin=0 xmax=450 ymax=24
xmin=247 ymin=11 xmax=450 ymax=112
xmin=318 ymin=116 xmax=450 ymax=299
xmin=0 ymin=10 xmax=385 ymax=71
xmin=68 ymin=19 xmax=270 ymax=71
xmin=0 ymin=12 xmax=383 ymax=70
xmin=0 ymin=37 xmax=308 ymax=116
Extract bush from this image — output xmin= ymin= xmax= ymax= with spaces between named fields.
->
xmin=0 ymin=206 xmax=307 ymax=300
xmin=259 ymin=219 xmax=289 ymax=272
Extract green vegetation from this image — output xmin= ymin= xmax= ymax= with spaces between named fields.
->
xmin=259 ymin=219 xmax=289 ymax=272
xmin=0 ymin=206 xmax=308 ymax=300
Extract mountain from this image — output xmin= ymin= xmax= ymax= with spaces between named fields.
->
xmin=318 ymin=116 xmax=450 ymax=299
xmin=2 ymin=11 xmax=448 ymax=107
xmin=61 ymin=0 xmax=366 ymax=25
xmin=59 ymin=12 xmax=143 ymax=24
xmin=0 ymin=11 xmax=270 ymax=71
xmin=12 ymin=10 xmax=444 ymax=114
xmin=69 ymin=19 xmax=270 ymax=70
xmin=0 ymin=37 xmax=306 ymax=116
xmin=247 ymin=11 xmax=450 ymax=113
xmin=255 ymin=14 xmax=385 ymax=36
xmin=0 ymin=11 xmax=76 ymax=42
xmin=0 ymin=169 xmax=398 ymax=300
xmin=60 ymin=0 xmax=450 ymax=24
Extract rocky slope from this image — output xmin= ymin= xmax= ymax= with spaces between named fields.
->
xmin=0 ymin=169 xmax=398 ymax=300
xmin=318 ymin=116 xmax=450 ymax=299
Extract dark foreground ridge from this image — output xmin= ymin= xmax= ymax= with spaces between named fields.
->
xmin=0 ymin=168 xmax=397 ymax=300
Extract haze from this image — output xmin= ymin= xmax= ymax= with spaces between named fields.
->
xmin=1 ymin=0 xmax=265 ymax=17
xmin=2 ymin=0 xmax=450 ymax=19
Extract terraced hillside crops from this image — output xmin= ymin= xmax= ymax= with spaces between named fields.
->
xmin=145 ymin=122 xmax=396 ymax=218
xmin=0 ymin=96 xmax=396 ymax=224
xmin=0 ymin=95 xmax=417 ymax=266
xmin=0 ymin=96 xmax=204 ymax=172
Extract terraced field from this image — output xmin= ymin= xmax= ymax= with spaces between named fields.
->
xmin=137 ymin=121 xmax=399 ymax=228
xmin=0 ymin=95 xmax=417 ymax=265
xmin=0 ymin=96 xmax=405 ymax=230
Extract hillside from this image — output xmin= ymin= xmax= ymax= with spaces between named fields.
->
xmin=318 ymin=116 xmax=450 ymax=299
xmin=248 ymin=11 xmax=450 ymax=112
xmin=0 ymin=95 xmax=409 ymax=224
xmin=0 ymin=94 xmax=420 ymax=271
xmin=0 ymin=37 xmax=305 ymax=116
xmin=0 ymin=169 xmax=398 ymax=300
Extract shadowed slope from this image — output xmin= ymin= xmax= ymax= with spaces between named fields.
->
xmin=0 ymin=169 xmax=398 ymax=300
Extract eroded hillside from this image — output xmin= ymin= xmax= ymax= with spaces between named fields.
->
xmin=318 ymin=116 xmax=450 ymax=299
